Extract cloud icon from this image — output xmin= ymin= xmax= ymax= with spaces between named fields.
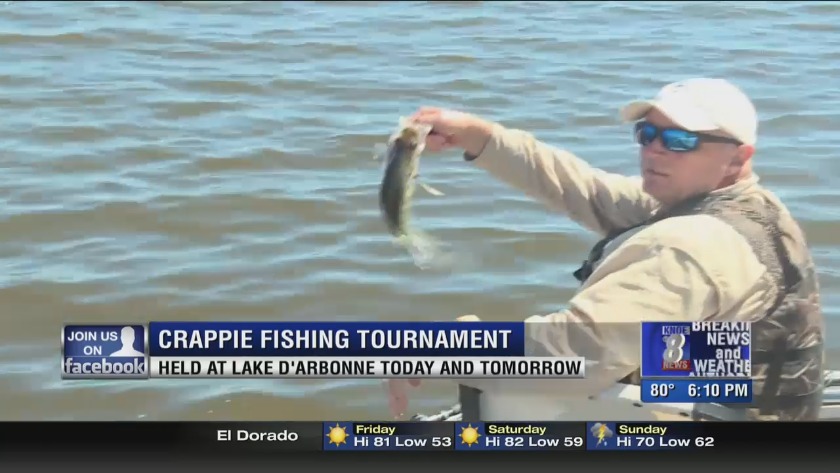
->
xmin=590 ymin=423 xmax=613 ymax=446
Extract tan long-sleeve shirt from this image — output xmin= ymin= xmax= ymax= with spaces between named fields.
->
xmin=456 ymin=123 xmax=780 ymax=397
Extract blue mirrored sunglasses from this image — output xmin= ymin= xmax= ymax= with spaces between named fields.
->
xmin=634 ymin=121 xmax=742 ymax=153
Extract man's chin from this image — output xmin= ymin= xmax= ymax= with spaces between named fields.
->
xmin=642 ymin=180 xmax=668 ymax=203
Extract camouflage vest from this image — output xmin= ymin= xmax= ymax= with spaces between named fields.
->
xmin=573 ymin=188 xmax=825 ymax=421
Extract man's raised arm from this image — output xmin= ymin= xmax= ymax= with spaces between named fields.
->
xmin=467 ymin=123 xmax=659 ymax=236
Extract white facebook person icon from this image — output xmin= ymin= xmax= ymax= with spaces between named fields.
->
xmin=110 ymin=326 xmax=144 ymax=357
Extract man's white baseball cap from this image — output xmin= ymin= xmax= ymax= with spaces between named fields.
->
xmin=620 ymin=78 xmax=758 ymax=146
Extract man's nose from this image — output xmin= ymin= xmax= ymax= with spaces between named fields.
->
xmin=644 ymin=135 xmax=669 ymax=154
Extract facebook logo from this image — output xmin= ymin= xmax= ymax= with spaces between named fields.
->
xmin=62 ymin=325 xmax=148 ymax=379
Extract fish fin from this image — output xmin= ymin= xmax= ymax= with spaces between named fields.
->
xmin=419 ymin=182 xmax=444 ymax=196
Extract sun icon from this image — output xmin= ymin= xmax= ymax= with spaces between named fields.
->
xmin=460 ymin=424 xmax=481 ymax=447
xmin=326 ymin=423 xmax=348 ymax=446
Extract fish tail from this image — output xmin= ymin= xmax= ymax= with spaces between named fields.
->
xmin=396 ymin=231 xmax=449 ymax=270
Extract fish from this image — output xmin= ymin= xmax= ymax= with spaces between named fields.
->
xmin=376 ymin=117 xmax=444 ymax=267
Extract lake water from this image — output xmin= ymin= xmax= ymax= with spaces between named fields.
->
xmin=1 ymin=0 xmax=838 ymax=420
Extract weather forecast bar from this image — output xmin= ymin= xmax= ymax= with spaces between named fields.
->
xmin=0 ymin=421 xmax=824 ymax=454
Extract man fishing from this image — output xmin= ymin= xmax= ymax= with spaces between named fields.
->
xmin=388 ymin=78 xmax=825 ymax=421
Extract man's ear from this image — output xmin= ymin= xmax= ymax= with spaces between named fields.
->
xmin=728 ymin=144 xmax=755 ymax=174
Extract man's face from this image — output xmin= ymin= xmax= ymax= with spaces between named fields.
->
xmin=638 ymin=108 xmax=749 ymax=206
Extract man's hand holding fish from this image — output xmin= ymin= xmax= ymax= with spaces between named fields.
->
xmin=408 ymin=108 xmax=495 ymax=156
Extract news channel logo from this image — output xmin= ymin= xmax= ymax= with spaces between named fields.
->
xmin=641 ymin=322 xmax=692 ymax=377
xmin=661 ymin=325 xmax=692 ymax=372
xmin=62 ymin=324 xmax=148 ymax=379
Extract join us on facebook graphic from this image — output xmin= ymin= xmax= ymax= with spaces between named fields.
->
xmin=63 ymin=325 xmax=148 ymax=378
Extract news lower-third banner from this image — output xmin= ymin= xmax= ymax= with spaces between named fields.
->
xmin=60 ymin=321 xmax=753 ymax=383
xmin=61 ymin=322 xmax=589 ymax=380
xmin=0 ymin=421 xmax=826 ymax=455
